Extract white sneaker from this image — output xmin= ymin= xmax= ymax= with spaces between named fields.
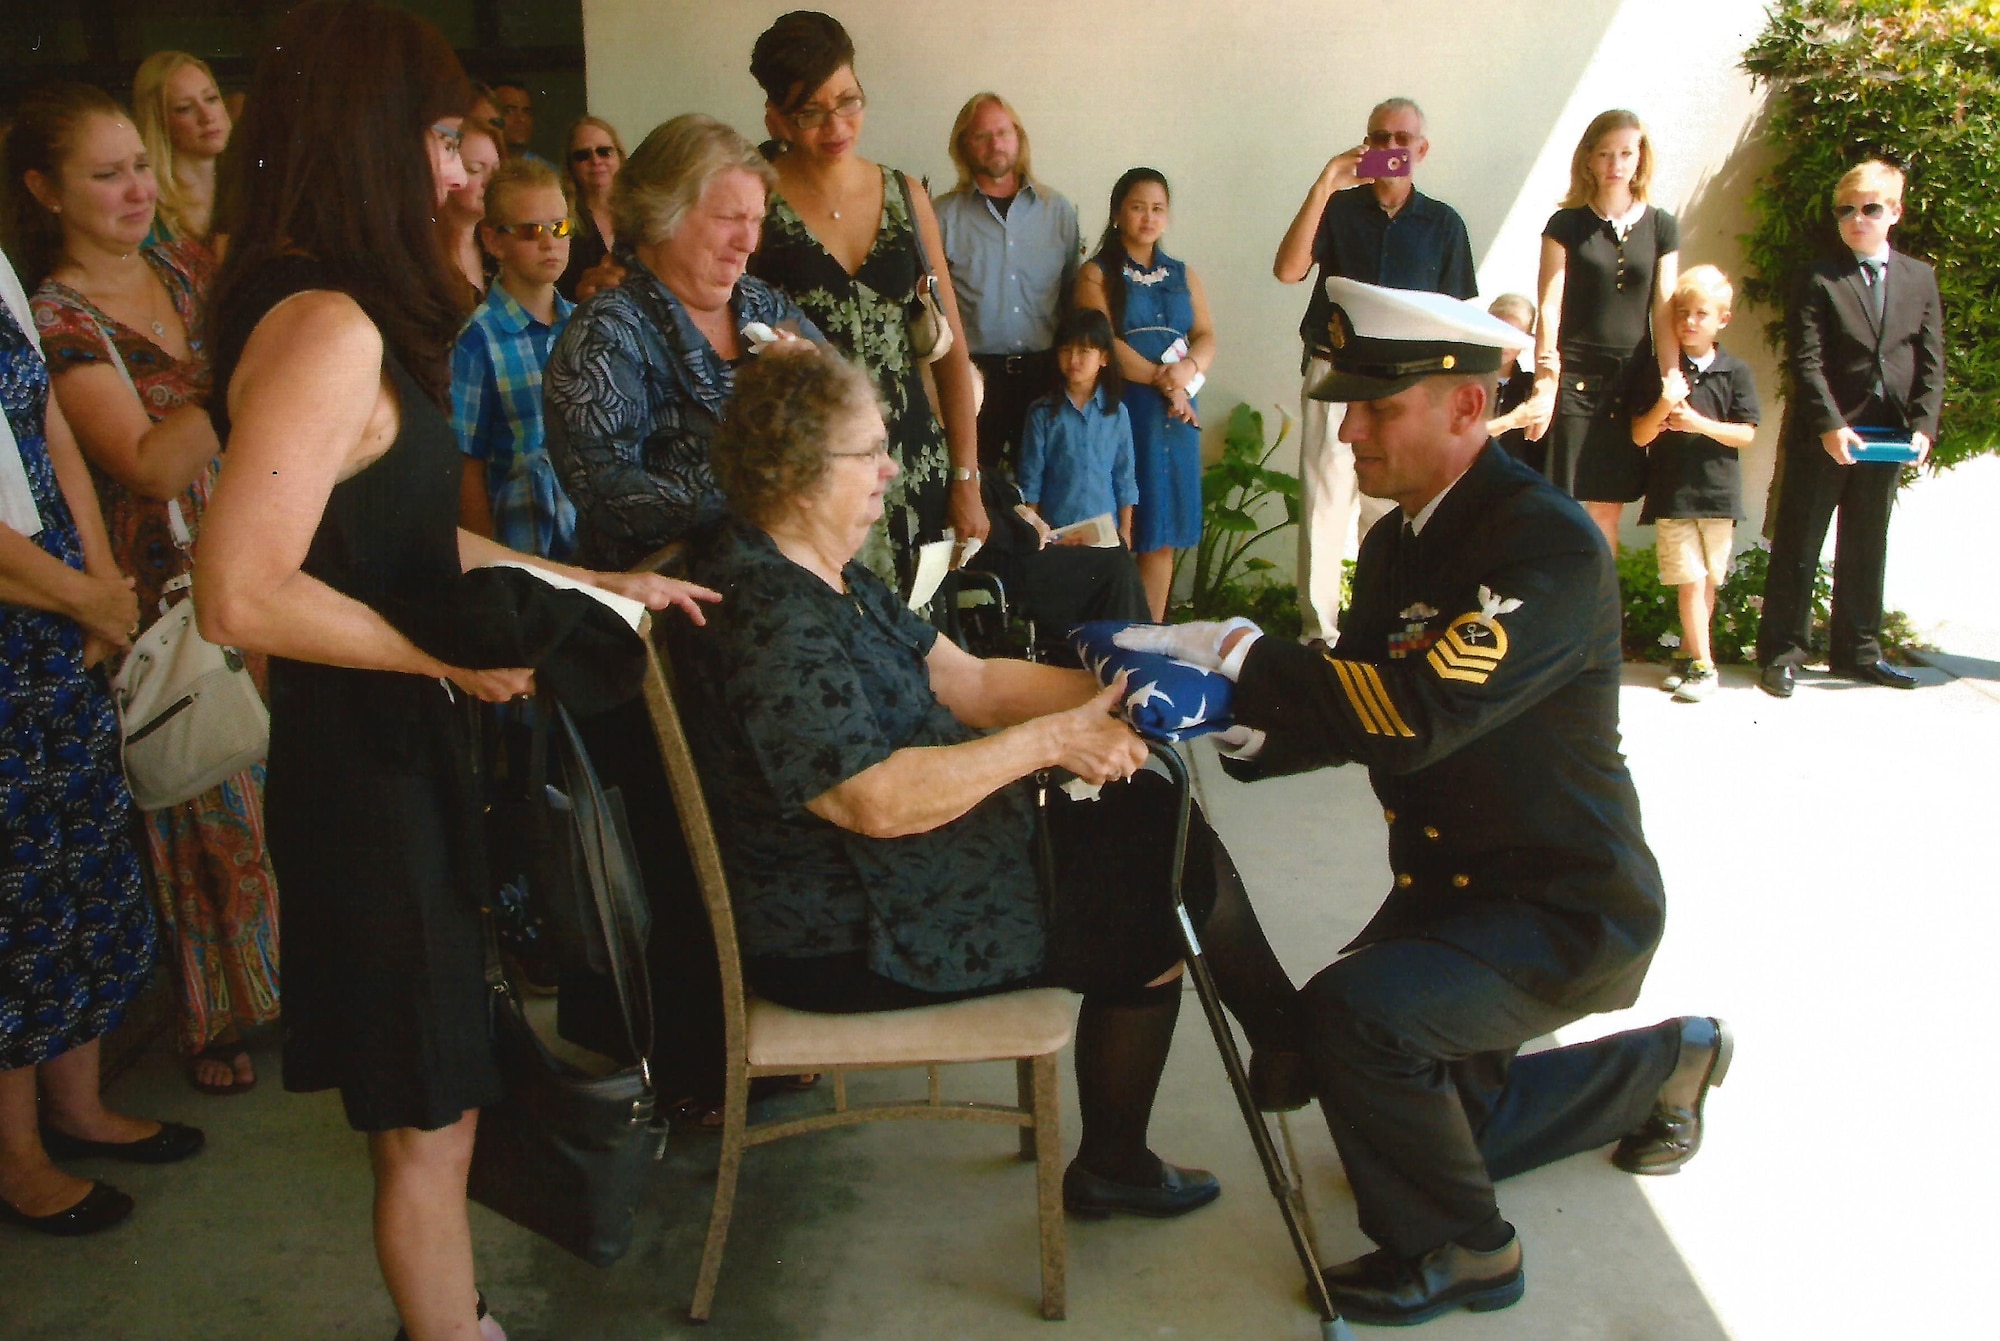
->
xmin=1660 ymin=656 xmax=1693 ymax=692
xmin=1673 ymin=662 xmax=1718 ymax=702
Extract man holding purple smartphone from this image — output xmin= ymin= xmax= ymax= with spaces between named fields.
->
xmin=1274 ymin=98 xmax=1476 ymax=642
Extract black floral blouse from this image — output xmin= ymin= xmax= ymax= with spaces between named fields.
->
xmin=675 ymin=519 xmax=1044 ymax=992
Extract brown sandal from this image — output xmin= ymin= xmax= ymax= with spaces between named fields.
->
xmin=187 ymin=1040 xmax=256 ymax=1097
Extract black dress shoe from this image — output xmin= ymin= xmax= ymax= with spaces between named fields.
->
xmin=1614 ymin=1017 xmax=1734 ymax=1175
xmin=1062 ymin=1158 xmax=1220 ymax=1219
xmin=1758 ymin=663 xmax=1795 ymax=698
xmin=41 ymin=1120 xmax=205 ymax=1165
xmin=1248 ymin=1050 xmax=1311 ymax=1112
xmin=1830 ymin=658 xmax=1918 ymax=689
xmin=1321 ymin=1232 xmax=1525 ymax=1325
xmin=0 ymin=1181 xmax=134 ymax=1237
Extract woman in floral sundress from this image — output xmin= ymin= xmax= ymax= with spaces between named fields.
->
xmin=14 ymin=83 xmax=278 ymax=1096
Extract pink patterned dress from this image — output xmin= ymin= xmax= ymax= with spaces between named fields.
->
xmin=32 ymin=240 xmax=281 ymax=1057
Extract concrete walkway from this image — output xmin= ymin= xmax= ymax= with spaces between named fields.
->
xmin=9 ymin=658 xmax=1994 ymax=1341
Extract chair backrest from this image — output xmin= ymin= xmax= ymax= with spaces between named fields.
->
xmin=631 ymin=543 xmax=751 ymax=1067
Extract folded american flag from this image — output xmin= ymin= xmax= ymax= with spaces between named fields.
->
xmin=1070 ymin=621 xmax=1237 ymax=742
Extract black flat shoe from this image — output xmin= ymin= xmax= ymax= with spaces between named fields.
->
xmin=1614 ymin=1017 xmax=1734 ymax=1175
xmin=1322 ymin=1232 xmax=1525 ymax=1325
xmin=1062 ymin=1158 xmax=1220 ymax=1219
xmin=1248 ymin=1049 xmax=1312 ymax=1112
xmin=0 ymin=1181 xmax=134 ymax=1237
xmin=41 ymin=1120 xmax=205 ymax=1165
xmin=1758 ymin=663 xmax=1795 ymax=698
xmin=1830 ymin=658 xmax=1918 ymax=689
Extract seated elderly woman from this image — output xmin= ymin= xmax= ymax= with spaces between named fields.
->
xmin=670 ymin=348 xmax=1301 ymax=1215
xmin=544 ymin=111 xmax=1143 ymax=644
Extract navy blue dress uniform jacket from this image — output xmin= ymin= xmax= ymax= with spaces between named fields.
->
xmin=1223 ymin=443 xmax=1664 ymax=1014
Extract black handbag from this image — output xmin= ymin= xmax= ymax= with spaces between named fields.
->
xmin=468 ymin=698 xmax=666 ymax=1268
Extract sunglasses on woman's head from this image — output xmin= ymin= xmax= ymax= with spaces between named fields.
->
xmin=1834 ymin=202 xmax=1890 ymax=220
xmin=570 ymin=144 xmax=617 ymax=164
xmin=430 ymin=123 xmax=463 ymax=157
xmin=490 ymin=218 xmax=576 ymax=240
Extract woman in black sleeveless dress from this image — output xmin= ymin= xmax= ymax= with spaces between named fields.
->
xmin=196 ymin=7 xmax=713 ymax=1337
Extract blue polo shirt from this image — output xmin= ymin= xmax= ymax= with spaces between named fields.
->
xmin=1299 ymin=187 xmax=1477 ymax=359
xmin=1017 ymin=387 xmax=1138 ymax=529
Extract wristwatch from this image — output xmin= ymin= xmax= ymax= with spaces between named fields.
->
xmin=952 ymin=467 xmax=980 ymax=482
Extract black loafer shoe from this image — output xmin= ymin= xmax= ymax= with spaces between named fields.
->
xmin=1614 ymin=1016 xmax=1734 ymax=1175
xmin=1758 ymin=663 xmax=1795 ymax=698
xmin=1831 ymin=658 xmax=1918 ymax=689
xmin=1248 ymin=1050 xmax=1312 ymax=1112
xmin=41 ymin=1120 xmax=205 ymax=1165
xmin=1062 ymin=1159 xmax=1220 ymax=1219
xmin=1322 ymin=1233 xmax=1525 ymax=1325
xmin=0 ymin=1181 xmax=134 ymax=1237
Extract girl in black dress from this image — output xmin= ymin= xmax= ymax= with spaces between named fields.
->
xmin=1524 ymin=109 xmax=1680 ymax=554
xmin=197 ymin=5 xmax=713 ymax=1337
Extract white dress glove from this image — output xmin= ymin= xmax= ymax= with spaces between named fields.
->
xmin=1111 ymin=617 xmax=1261 ymax=672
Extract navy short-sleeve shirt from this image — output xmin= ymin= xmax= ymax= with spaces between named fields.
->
xmin=1628 ymin=345 xmax=1760 ymax=521
xmin=676 ymin=519 xmax=1044 ymax=992
xmin=1299 ymin=188 xmax=1477 ymax=357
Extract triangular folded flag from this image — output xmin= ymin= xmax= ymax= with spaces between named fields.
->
xmin=1070 ymin=621 xmax=1236 ymax=743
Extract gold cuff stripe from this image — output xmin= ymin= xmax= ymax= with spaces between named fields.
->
xmin=1353 ymin=663 xmax=1416 ymax=737
xmin=1326 ymin=655 xmax=1389 ymax=736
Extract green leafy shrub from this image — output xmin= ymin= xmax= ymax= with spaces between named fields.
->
xmin=1180 ymin=404 xmax=1301 ymax=622
xmin=1741 ymin=1 xmax=2000 ymax=469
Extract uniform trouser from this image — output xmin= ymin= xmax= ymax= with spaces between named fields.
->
xmin=1300 ymin=939 xmax=1680 ymax=1260
xmin=1298 ymin=359 xmax=1396 ymax=641
xmin=1756 ymin=441 xmax=1899 ymax=669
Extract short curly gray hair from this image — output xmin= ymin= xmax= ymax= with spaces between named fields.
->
xmin=611 ymin=112 xmax=777 ymax=247
xmin=714 ymin=349 xmax=883 ymax=526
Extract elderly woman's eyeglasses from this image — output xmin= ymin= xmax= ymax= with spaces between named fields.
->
xmin=788 ymin=91 xmax=867 ymax=132
xmin=1834 ymin=202 xmax=1889 ymax=220
xmin=826 ymin=444 xmax=890 ymax=463
xmin=491 ymin=218 xmax=577 ymax=240
xmin=570 ymin=144 xmax=618 ymax=164
xmin=430 ymin=123 xmax=463 ymax=158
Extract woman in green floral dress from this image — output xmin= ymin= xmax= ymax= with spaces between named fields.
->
xmin=746 ymin=10 xmax=989 ymax=590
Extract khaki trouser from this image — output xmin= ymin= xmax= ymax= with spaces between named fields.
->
xmin=1297 ymin=357 xmax=1396 ymax=640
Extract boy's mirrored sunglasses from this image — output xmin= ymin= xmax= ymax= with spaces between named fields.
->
xmin=490 ymin=218 xmax=577 ymax=239
xmin=1834 ymin=202 xmax=1890 ymax=220
xmin=570 ymin=144 xmax=618 ymax=163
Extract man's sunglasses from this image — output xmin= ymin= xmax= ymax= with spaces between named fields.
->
xmin=490 ymin=218 xmax=577 ymax=240
xmin=1365 ymin=130 xmax=1419 ymax=148
xmin=1834 ymin=202 xmax=1891 ymax=220
xmin=570 ymin=144 xmax=618 ymax=164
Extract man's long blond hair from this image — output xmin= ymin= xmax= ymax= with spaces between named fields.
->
xmin=945 ymin=92 xmax=1034 ymax=195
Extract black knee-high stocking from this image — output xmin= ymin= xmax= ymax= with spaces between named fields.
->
xmin=1197 ymin=845 xmax=1301 ymax=1055
xmin=1072 ymin=980 xmax=1182 ymax=1186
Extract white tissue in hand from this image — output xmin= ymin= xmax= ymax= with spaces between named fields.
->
xmin=1060 ymin=777 xmax=1103 ymax=802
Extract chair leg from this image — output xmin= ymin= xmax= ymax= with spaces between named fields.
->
xmin=1017 ymin=1057 xmax=1037 ymax=1161
xmin=1031 ymin=1051 xmax=1066 ymax=1320
xmin=690 ymin=1063 xmax=752 ymax=1322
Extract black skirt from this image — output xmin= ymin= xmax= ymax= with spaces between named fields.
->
xmin=1544 ymin=344 xmax=1646 ymax=503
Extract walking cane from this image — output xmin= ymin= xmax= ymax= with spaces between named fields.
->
xmin=1148 ymin=740 xmax=1357 ymax=1341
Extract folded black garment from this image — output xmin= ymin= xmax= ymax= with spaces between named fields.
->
xmin=374 ymin=565 xmax=647 ymax=716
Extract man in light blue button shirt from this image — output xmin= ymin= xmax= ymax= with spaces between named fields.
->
xmin=935 ymin=93 xmax=1081 ymax=479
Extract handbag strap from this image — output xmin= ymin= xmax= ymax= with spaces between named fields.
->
xmin=85 ymin=307 xmax=195 ymax=609
xmin=894 ymin=170 xmax=937 ymax=286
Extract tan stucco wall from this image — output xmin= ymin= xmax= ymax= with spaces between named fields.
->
xmin=581 ymin=0 xmax=1779 ymax=558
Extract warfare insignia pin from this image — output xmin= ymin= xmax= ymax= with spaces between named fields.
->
xmin=1426 ymin=586 xmax=1523 ymax=685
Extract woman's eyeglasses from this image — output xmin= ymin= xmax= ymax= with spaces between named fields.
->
xmin=570 ymin=144 xmax=618 ymax=164
xmin=1834 ymin=201 xmax=1890 ymax=220
xmin=825 ymin=444 xmax=890 ymax=463
xmin=490 ymin=217 xmax=576 ymax=240
xmin=430 ymin=123 xmax=463 ymax=158
xmin=788 ymin=91 xmax=866 ymax=132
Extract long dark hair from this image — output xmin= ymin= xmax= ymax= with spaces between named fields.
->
xmin=1050 ymin=306 xmax=1122 ymax=412
xmin=0 ymin=83 xmax=128 ymax=290
xmin=210 ymin=0 xmax=471 ymax=406
xmin=1086 ymin=167 xmax=1169 ymax=333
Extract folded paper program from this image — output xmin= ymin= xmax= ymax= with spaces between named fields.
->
xmin=1071 ymin=620 xmax=1236 ymax=742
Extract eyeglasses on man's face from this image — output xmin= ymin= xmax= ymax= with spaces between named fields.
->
xmin=789 ymin=91 xmax=866 ymax=132
xmin=1834 ymin=201 xmax=1890 ymax=220
xmin=1365 ymin=129 xmax=1419 ymax=148
xmin=491 ymin=217 xmax=576 ymax=240
xmin=570 ymin=144 xmax=617 ymax=164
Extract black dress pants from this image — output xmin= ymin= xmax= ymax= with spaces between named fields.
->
xmin=973 ymin=351 xmax=1057 ymax=479
xmin=1757 ymin=441 xmax=1900 ymax=668
xmin=1300 ymin=939 xmax=1679 ymax=1259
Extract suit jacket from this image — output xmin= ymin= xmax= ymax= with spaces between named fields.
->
xmin=1223 ymin=444 xmax=1664 ymax=1013
xmin=1790 ymin=251 xmax=1944 ymax=443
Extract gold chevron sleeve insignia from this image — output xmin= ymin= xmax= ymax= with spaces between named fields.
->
xmin=1426 ymin=611 xmax=1511 ymax=685
xmin=1322 ymin=654 xmax=1417 ymax=737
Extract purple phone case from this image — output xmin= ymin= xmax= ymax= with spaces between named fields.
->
xmin=1360 ymin=148 xmax=1412 ymax=178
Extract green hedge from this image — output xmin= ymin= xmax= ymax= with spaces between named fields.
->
xmin=1741 ymin=1 xmax=2000 ymax=469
